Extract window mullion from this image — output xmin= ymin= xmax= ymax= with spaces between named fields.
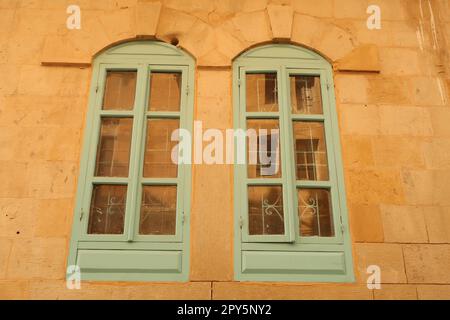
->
xmin=279 ymin=66 xmax=296 ymax=242
xmin=125 ymin=64 xmax=148 ymax=242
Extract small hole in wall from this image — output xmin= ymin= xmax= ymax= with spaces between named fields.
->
xmin=16 ymin=231 xmax=20 ymax=235
xmin=171 ymin=38 xmax=179 ymax=46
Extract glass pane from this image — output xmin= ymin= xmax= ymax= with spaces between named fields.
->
xmin=246 ymin=73 xmax=278 ymax=112
xmin=248 ymin=186 xmax=284 ymax=235
xmin=293 ymin=122 xmax=329 ymax=181
xmin=247 ymin=120 xmax=281 ymax=178
xmin=143 ymin=119 xmax=179 ymax=178
xmin=88 ymin=185 xmax=127 ymax=234
xmin=139 ymin=186 xmax=177 ymax=235
xmin=298 ymin=189 xmax=334 ymax=237
xmin=103 ymin=71 xmax=137 ymax=110
xmin=148 ymin=72 xmax=182 ymax=112
xmin=95 ymin=118 xmax=133 ymax=177
xmin=290 ymin=75 xmax=323 ymax=114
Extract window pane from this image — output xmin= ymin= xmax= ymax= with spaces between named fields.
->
xmin=143 ymin=119 xmax=179 ymax=178
xmin=298 ymin=189 xmax=334 ymax=237
xmin=293 ymin=122 xmax=329 ymax=181
xmin=88 ymin=185 xmax=127 ymax=234
xmin=247 ymin=119 xmax=281 ymax=178
xmin=103 ymin=71 xmax=137 ymax=110
xmin=139 ymin=186 xmax=177 ymax=235
xmin=246 ymin=73 xmax=278 ymax=112
xmin=248 ymin=186 xmax=284 ymax=235
xmin=290 ymin=75 xmax=323 ymax=114
xmin=95 ymin=118 xmax=133 ymax=177
xmin=148 ymin=72 xmax=182 ymax=112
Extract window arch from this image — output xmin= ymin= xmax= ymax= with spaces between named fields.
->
xmin=68 ymin=41 xmax=194 ymax=281
xmin=233 ymin=44 xmax=354 ymax=282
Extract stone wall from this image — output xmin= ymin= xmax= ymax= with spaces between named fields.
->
xmin=0 ymin=0 xmax=449 ymax=299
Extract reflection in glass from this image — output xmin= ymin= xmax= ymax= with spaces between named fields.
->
xmin=95 ymin=118 xmax=133 ymax=177
xmin=103 ymin=71 xmax=137 ymax=110
xmin=88 ymin=185 xmax=127 ymax=234
xmin=148 ymin=72 xmax=182 ymax=112
xmin=290 ymin=75 xmax=323 ymax=114
xmin=298 ymin=189 xmax=334 ymax=237
xmin=247 ymin=120 xmax=281 ymax=178
xmin=248 ymin=186 xmax=284 ymax=235
xmin=246 ymin=73 xmax=278 ymax=112
xmin=139 ymin=186 xmax=177 ymax=235
xmin=293 ymin=122 xmax=329 ymax=181
xmin=143 ymin=119 xmax=179 ymax=178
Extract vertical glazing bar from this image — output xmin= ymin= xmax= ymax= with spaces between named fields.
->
xmin=126 ymin=64 xmax=148 ymax=242
xmin=279 ymin=66 xmax=295 ymax=242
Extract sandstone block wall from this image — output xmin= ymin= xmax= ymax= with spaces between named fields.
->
xmin=0 ymin=0 xmax=449 ymax=299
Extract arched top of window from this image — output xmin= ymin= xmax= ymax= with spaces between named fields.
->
xmin=234 ymin=43 xmax=331 ymax=68
xmin=94 ymin=40 xmax=195 ymax=65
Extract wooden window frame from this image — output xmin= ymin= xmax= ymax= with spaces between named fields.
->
xmin=67 ymin=41 xmax=194 ymax=282
xmin=233 ymin=44 xmax=354 ymax=282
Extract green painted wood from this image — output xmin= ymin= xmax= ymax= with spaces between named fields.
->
xmin=242 ymin=251 xmax=346 ymax=274
xmin=105 ymin=41 xmax=184 ymax=57
xmin=67 ymin=40 xmax=195 ymax=282
xmin=233 ymin=44 xmax=354 ymax=282
xmin=242 ymin=45 xmax=322 ymax=61
xmin=77 ymin=250 xmax=182 ymax=272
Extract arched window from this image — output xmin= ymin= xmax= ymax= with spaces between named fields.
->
xmin=233 ymin=44 xmax=354 ymax=282
xmin=68 ymin=41 xmax=194 ymax=281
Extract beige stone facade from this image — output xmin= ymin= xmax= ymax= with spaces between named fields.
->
xmin=0 ymin=0 xmax=450 ymax=299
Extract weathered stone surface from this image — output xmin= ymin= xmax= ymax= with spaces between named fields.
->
xmin=372 ymin=136 xmax=425 ymax=168
xmin=378 ymin=106 xmax=433 ymax=137
xmin=417 ymin=285 xmax=450 ymax=300
xmin=373 ymin=285 xmax=417 ymax=300
xmin=232 ymin=11 xmax=271 ymax=43
xmin=403 ymin=245 xmax=450 ymax=284
xmin=341 ymin=135 xmax=374 ymax=168
xmin=348 ymin=204 xmax=384 ymax=243
xmin=336 ymin=45 xmax=380 ymax=72
xmin=424 ymin=207 xmax=450 ymax=243
xmin=339 ymin=104 xmax=379 ymax=135
xmin=355 ymin=244 xmax=407 ymax=284
xmin=267 ymin=5 xmax=293 ymax=39
xmin=0 ymin=238 xmax=12 ymax=278
xmin=28 ymin=280 xmax=211 ymax=300
xmin=292 ymin=0 xmax=333 ymax=17
xmin=380 ymin=205 xmax=428 ymax=243
xmin=346 ymin=168 xmax=405 ymax=205
xmin=136 ymin=1 xmax=162 ymax=36
xmin=6 ymin=238 xmax=67 ymax=280
xmin=212 ymin=282 xmax=372 ymax=300
xmin=34 ymin=199 xmax=74 ymax=238
xmin=0 ymin=198 xmax=35 ymax=238
xmin=2 ymin=0 xmax=450 ymax=299
xmin=0 ymin=281 xmax=30 ymax=299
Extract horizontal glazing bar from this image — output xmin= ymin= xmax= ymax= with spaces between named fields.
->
xmin=141 ymin=178 xmax=179 ymax=185
xmin=146 ymin=111 xmax=181 ymax=119
xmin=291 ymin=114 xmax=325 ymax=121
xmin=246 ymin=112 xmax=279 ymax=119
xmin=296 ymin=180 xmax=332 ymax=188
xmin=99 ymin=110 xmax=135 ymax=117
xmin=247 ymin=178 xmax=283 ymax=185
xmin=91 ymin=177 xmax=130 ymax=184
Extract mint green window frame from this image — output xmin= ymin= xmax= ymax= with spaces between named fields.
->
xmin=67 ymin=41 xmax=194 ymax=281
xmin=233 ymin=44 xmax=354 ymax=282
